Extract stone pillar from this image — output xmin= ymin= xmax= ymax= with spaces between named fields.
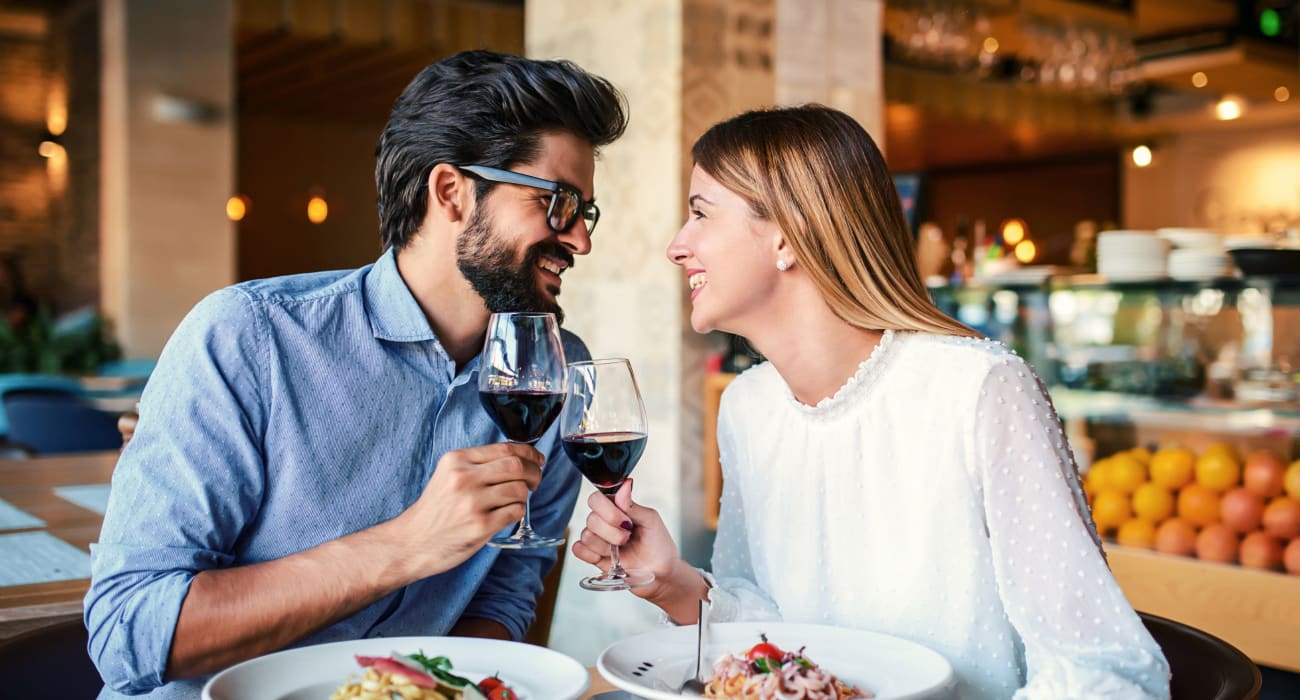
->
xmin=527 ymin=0 xmax=884 ymax=663
xmin=100 ymin=0 xmax=235 ymax=357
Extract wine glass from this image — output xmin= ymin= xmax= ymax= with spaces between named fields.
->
xmin=478 ymin=312 xmax=567 ymax=549
xmin=561 ymin=358 xmax=654 ymax=591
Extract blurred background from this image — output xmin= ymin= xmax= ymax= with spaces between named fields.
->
xmin=1 ymin=0 xmax=1300 ymax=691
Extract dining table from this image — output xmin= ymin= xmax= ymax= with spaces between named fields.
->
xmin=0 ymin=450 xmax=118 ymax=641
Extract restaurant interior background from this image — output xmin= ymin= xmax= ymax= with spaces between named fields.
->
xmin=3 ymin=0 xmax=1300 ymax=691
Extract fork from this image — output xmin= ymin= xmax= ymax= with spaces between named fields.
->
xmin=677 ymin=598 xmax=708 ymax=696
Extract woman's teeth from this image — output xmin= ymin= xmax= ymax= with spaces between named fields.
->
xmin=688 ymin=272 xmax=707 ymax=290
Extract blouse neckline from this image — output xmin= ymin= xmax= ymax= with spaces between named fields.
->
xmin=780 ymin=329 xmax=898 ymax=416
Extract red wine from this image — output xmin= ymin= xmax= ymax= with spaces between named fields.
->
xmin=562 ymin=431 xmax=647 ymax=494
xmin=479 ymin=390 xmax=565 ymax=443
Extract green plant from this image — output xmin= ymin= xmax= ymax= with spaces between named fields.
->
xmin=0 ymin=306 xmax=122 ymax=374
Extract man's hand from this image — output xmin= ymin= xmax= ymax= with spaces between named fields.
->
xmin=397 ymin=443 xmax=544 ymax=576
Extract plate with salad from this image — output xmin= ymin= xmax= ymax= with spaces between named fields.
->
xmin=202 ymin=636 xmax=588 ymax=700
xmin=597 ymin=621 xmax=955 ymax=699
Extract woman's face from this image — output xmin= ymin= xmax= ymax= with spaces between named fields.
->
xmin=667 ymin=165 xmax=782 ymax=335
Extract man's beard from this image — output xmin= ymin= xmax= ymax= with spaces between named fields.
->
xmin=456 ymin=207 xmax=574 ymax=324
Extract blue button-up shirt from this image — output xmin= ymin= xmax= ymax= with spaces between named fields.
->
xmin=85 ymin=249 xmax=587 ymax=698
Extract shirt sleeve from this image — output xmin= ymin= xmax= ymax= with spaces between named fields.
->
xmin=457 ymin=331 xmax=589 ymax=640
xmin=704 ymin=389 xmax=781 ymax=624
xmin=975 ymin=354 xmax=1170 ymax=699
xmin=84 ymin=288 xmax=269 ymax=694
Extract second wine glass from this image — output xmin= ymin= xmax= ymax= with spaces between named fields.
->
xmin=478 ymin=312 xmax=567 ymax=549
xmin=561 ymin=358 xmax=654 ymax=591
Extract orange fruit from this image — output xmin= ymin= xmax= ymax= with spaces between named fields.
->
xmin=1285 ymin=461 xmax=1300 ymax=500
xmin=1177 ymin=483 xmax=1222 ymax=527
xmin=1243 ymin=450 xmax=1287 ymax=498
xmin=1154 ymin=518 xmax=1197 ymax=557
xmin=1128 ymin=446 xmax=1152 ymax=465
xmin=1116 ymin=519 xmax=1157 ymax=549
xmin=1196 ymin=445 xmax=1241 ymax=492
xmin=1285 ymin=538 xmax=1300 ymax=575
xmin=1195 ymin=524 xmax=1239 ymax=564
xmin=1240 ymin=532 xmax=1284 ymax=571
xmin=1131 ymin=483 xmax=1175 ymax=523
xmin=1084 ymin=460 xmax=1111 ymax=498
xmin=1150 ymin=447 xmax=1196 ymax=490
xmin=1090 ymin=489 xmax=1132 ymax=534
xmin=1107 ymin=453 xmax=1147 ymax=494
xmin=1220 ymin=487 xmax=1265 ymax=534
xmin=1262 ymin=498 xmax=1300 ymax=540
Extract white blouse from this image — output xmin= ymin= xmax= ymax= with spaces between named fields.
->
xmin=705 ymin=331 xmax=1170 ymax=700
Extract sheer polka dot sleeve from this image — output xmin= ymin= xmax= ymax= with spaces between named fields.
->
xmin=976 ymin=356 xmax=1170 ymax=699
xmin=706 ymin=401 xmax=781 ymax=624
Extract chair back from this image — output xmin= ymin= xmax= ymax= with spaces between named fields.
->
xmin=1139 ymin=611 xmax=1262 ymax=700
xmin=3 ymin=389 xmax=123 ymax=454
xmin=0 ymin=617 xmax=104 ymax=696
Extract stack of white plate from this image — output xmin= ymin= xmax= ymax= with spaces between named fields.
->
xmin=1097 ymin=230 xmax=1169 ymax=280
xmin=1156 ymin=227 xmax=1223 ymax=251
xmin=1168 ymin=248 xmax=1233 ymax=280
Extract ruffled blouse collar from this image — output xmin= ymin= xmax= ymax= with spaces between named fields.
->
xmin=780 ymin=329 xmax=898 ymax=416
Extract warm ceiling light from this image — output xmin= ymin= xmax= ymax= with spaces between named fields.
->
xmin=1001 ymin=219 xmax=1026 ymax=246
xmin=1276 ymin=86 xmax=1291 ymax=103
xmin=1215 ymin=95 xmax=1244 ymax=121
xmin=982 ymin=37 xmax=999 ymax=54
xmin=1131 ymin=144 xmax=1153 ymax=168
xmin=1014 ymin=240 xmax=1037 ymax=264
xmin=1191 ymin=72 xmax=1208 ymax=88
xmin=307 ymin=195 xmax=329 ymax=224
xmin=226 ymin=195 xmax=248 ymax=222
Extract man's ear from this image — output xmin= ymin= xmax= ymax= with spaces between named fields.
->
xmin=427 ymin=163 xmax=472 ymax=225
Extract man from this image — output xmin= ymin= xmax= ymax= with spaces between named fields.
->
xmin=85 ymin=50 xmax=628 ymax=697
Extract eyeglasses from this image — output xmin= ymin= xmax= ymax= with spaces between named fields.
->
xmin=456 ymin=164 xmax=600 ymax=235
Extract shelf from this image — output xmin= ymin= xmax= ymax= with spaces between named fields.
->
xmin=1050 ymin=387 xmax=1300 ymax=434
xmin=929 ymin=274 xmax=1300 ymax=295
xmin=1105 ymin=544 xmax=1300 ymax=673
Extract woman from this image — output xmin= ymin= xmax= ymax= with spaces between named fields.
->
xmin=573 ymin=106 xmax=1170 ymax=699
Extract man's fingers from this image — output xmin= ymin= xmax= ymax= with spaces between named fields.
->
xmin=476 ymin=454 xmax=544 ymax=490
xmin=454 ymin=442 xmax=544 ymax=467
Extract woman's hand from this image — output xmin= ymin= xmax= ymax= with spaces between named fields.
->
xmin=572 ymin=480 xmax=706 ymax=614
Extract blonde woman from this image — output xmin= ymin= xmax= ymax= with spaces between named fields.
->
xmin=573 ymin=106 xmax=1170 ymax=699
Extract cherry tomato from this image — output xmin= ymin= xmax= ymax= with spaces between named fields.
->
xmin=478 ymin=675 xmax=504 ymax=693
xmin=487 ymin=686 xmax=517 ymax=700
xmin=746 ymin=637 xmax=783 ymax=662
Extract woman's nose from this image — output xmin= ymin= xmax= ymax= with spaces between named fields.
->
xmin=666 ymin=227 xmax=691 ymax=265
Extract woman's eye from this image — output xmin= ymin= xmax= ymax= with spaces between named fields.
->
xmin=690 ymin=209 xmax=705 ymax=220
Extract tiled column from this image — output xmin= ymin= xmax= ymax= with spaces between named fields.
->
xmin=100 ymin=0 xmax=235 ymax=357
xmin=528 ymin=0 xmax=883 ymax=662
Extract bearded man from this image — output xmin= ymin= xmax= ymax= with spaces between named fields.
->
xmin=85 ymin=50 xmax=627 ymax=699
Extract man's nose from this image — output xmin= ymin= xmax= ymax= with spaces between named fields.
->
xmin=559 ymin=218 xmax=592 ymax=256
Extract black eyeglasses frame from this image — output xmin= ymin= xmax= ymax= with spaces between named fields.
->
xmin=455 ymin=164 xmax=599 ymax=235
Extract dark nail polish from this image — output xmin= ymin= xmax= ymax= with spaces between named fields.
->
xmin=620 ymin=521 xmax=634 ymax=531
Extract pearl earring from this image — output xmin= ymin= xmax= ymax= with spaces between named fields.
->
xmin=776 ymin=259 xmax=790 ymax=272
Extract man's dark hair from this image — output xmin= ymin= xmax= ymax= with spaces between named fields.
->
xmin=376 ymin=50 xmax=628 ymax=250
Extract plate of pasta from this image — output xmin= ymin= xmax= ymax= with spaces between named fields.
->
xmin=202 ymin=636 xmax=588 ymax=700
xmin=597 ymin=622 xmax=955 ymax=699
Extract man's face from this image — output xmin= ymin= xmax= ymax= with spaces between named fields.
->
xmin=456 ymin=132 xmax=597 ymax=325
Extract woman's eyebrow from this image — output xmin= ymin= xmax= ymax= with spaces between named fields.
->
xmin=688 ymin=194 xmax=713 ymax=207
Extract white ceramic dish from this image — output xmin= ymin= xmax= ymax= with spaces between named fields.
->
xmin=597 ymin=621 xmax=956 ymax=700
xmin=202 ymin=636 xmax=589 ymax=700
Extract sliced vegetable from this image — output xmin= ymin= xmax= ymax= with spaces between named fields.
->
xmin=352 ymin=655 xmax=438 ymax=688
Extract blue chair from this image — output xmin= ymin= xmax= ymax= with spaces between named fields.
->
xmin=2 ymin=389 xmax=123 ymax=454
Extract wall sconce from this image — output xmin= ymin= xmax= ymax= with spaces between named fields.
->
xmin=226 ymin=195 xmax=249 ymax=222
xmin=1131 ymin=144 xmax=1154 ymax=168
xmin=306 ymin=195 xmax=328 ymax=224
xmin=37 ymin=130 xmax=65 ymax=159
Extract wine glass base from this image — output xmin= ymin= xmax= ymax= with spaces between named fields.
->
xmin=579 ymin=569 xmax=654 ymax=592
xmin=488 ymin=533 xmax=566 ymax=550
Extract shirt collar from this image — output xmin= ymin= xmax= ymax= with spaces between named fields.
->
xmin=364 ymin=248 xmax=439 ymax=343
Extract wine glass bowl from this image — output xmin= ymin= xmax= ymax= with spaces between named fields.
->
xmin=561 ymin=358 xmax=653 ymax=591
xmin=478 ymin=312 xmax=567 ymax=549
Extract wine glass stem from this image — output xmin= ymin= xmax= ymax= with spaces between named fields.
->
xmin=607 ymin=542 xmax=628 ymax=579
xmin=514 ymin=495 xmax=535 ymax=538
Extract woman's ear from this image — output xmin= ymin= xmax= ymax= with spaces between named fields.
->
xmin=427 ymin=163 xmax=471 ymax=225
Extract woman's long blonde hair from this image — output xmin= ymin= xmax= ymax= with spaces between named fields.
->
xmin=692 ymin=105 xmax=979 ymax=338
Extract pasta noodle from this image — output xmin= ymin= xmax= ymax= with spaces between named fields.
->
xmin=702 ymin=649 xmax=871 ymax=700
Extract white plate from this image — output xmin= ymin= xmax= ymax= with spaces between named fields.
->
xmin=202 ymin=636 xmax=589 ymax=700
xmin=597 ymin=622 xmax=956 ymax=700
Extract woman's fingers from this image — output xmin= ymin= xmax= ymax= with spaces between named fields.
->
xmin=585 ymin=509 xmax=631 ymax=547
xmin=572 ymin=533 xmax=611 ymax=566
